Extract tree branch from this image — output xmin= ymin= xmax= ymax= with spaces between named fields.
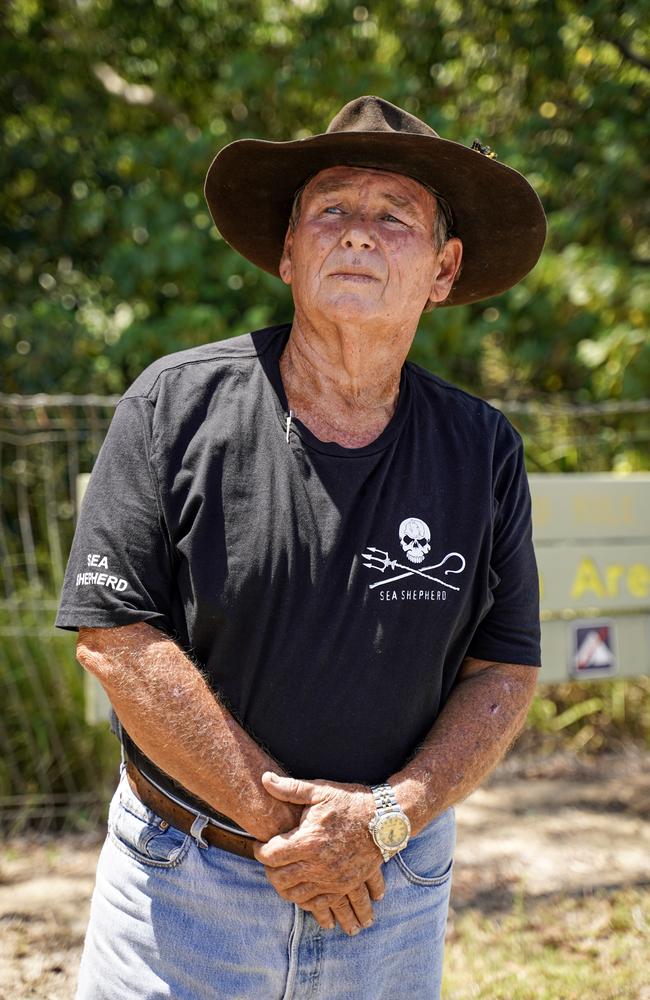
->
xmin=92 ymin=63 xmax=185 ymax=122
xmin=600 ymin=34 xmax=650 ymax=72
xmin=612 ymin=35 xmax=650 ymax=71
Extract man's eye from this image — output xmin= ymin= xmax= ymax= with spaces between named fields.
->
xmin=323 ymin=205 xmax=344 ymax=214
xmin=383 ymin=213 xmax=404 ymax=224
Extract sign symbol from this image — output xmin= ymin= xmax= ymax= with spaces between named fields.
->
xmin=571 ymin=620 xmax=616 ymax=677
xmin=577 ymin=626 xmax=610 ymax=670
xmin=362 ymin=548 xmax=466 ymax=590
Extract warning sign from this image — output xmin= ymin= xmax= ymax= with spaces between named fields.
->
xmin=570 ymin=620 xmax=617 ymax=678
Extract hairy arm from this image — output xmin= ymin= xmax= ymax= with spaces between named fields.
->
xmin=76 ymin=621 xmax=301 ymax=841
xmin=77 ymin=620 xmax=384 ymax=933
xmin=390 ymin=657 xmax=538 ymax=833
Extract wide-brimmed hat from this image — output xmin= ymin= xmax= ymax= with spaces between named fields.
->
xmin=204 ymin=96 xmax=546 ymax=307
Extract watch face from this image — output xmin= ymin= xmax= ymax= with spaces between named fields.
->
xmin=375 ymin=813 xmax=410 ymax=850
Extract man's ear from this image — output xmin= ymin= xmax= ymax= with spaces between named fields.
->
xmin=426 ymin=237 xmax=463 ymax=308
xmin=279 ymin=227 xmax=293 ymax=285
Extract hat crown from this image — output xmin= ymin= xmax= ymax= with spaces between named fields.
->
xmin=326 ymin=96 xmax=440 ymax=140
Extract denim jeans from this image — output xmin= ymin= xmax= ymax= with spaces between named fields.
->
xmin=76 ymin=766 xmax=455 ymax=999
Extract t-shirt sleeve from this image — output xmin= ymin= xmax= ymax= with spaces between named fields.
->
xmin=466 ymin=423 xmax=541 ymax=667
xmin=55 ymin=395 xmax=175 ymax=633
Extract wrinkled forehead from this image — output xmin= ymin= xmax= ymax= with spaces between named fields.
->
xmin=302 ymin=164 xmax=438 ymax=211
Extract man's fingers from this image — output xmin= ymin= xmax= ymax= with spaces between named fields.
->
xmin=365 ymin=868 xmax=386 ymax=901
xmin=305 ymin=902 xmax=336 ymax=931
xmin=298 ymin=887 xmax=382 ymax=935
xmin=276 ymin=881 xmax=325 ymax=904
xmin=262 ymin=861 xmax=306 ymax=891
xmin=261 ymin=772 xmax=321 ymax=805
xmin=345 ymin=884 xmax=375 ymax=929
xmin=329 ymin=895 xmax=363 ymax=937
xmin=253 ymin=832 xmax=306 ymax=867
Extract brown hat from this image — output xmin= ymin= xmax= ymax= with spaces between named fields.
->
xmin=204 ymin=96 xmax=547 ymax=307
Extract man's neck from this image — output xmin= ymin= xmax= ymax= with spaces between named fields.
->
xmin=279 ymin=314 xmax=413 ymax=448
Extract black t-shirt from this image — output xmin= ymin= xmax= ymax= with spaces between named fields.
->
xmin=56 ymin=323 xmax=540 ymax=789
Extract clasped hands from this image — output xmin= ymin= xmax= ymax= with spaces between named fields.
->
xmin=253 ymin=772 xmax=385 ymax=936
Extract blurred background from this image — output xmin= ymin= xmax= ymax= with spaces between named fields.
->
xmin=1 ymin=0 xmax=649 ymax=996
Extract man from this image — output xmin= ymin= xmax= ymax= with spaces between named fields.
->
xmin=56 ymin=96 xmax=546 ymax=999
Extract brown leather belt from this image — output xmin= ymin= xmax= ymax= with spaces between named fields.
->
xmin=125 ymin=761 xmax=257 ymax=860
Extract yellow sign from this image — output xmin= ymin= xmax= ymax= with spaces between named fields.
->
xmin=571 ymin=558 xmax=650 ymax=601
xmin=529 ymin=474 xmax=650 ymax=681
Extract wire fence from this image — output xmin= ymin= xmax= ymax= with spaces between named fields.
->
xmin=0 ymin=394 xmax=120 ymax=833
xmin=1 ymin=391 xmax=649 ymax=833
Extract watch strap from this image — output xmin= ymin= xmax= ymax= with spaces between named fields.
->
xmin=371 ymin=782 xmax=400 ymax=813
xmin=369 ymin=783 xmax=410 ymax=862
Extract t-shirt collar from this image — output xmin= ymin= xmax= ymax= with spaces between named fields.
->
xmin=259 ymin=323 xmax=412 ymax=458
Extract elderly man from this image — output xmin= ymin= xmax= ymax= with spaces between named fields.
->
xmin=56 ymin=96 xmax=546 ymax=999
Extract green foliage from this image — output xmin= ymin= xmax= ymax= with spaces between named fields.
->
xmin=0 ymin=623 xmax=118 ymax=830
xmin=1 ymin=0 xmax=648 ymax=456
xmin=523 ymin=677 xmax=650 ymax=753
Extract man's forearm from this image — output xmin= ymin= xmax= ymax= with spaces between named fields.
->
xmin=76 ymin=621 xmax=301 ymax=840
xmin=390 ymin=659 xmax=538 ymax=836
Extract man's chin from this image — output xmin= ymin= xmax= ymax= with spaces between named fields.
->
xmin=313 ymin=293 xmax=387 ymax=323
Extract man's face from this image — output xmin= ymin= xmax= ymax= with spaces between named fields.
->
xmin=279 ymin=165 xmax=459 ymax=330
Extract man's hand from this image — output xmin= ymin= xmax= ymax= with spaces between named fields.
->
xmin=250 ymin=796 xmax=304 ymax=844
xmin=253 ymin=772 xmax=385 ymax=935
xmin=296 ymin=876 xmax=385 ymax=936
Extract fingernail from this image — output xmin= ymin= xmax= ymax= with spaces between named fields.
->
xmin=325 ymin=922 xmax=335 ymax=930
xmin=377 ymin=893 xmax=385 ymax=900
xmin=264 ymin=771 xmax=279 ymax=783
xmin=349 ymin=925 xmax=360 ymax=936
xmin=363 ymin=919 xmax=373 ymax=928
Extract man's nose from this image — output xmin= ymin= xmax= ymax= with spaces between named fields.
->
xmin=340 ymin=218 xmax=375 ymax=251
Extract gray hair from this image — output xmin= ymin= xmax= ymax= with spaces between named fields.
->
xmin=288 ymin=174 xmax=454 ymax=251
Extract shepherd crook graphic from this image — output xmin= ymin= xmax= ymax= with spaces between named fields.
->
xmin=362 ymin=549 xmax=466 ymax=590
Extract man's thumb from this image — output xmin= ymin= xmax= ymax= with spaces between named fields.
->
xmin=262 ymin=772 xmax=319 ymax=804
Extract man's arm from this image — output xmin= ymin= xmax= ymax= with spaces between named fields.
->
xmin=255 ymin=657 xmax=538 ymax=904
xmin=390 ymin=656 xmax=538 ymax=835
xmin=76 ymin=621 xmax=302 ymax=841
xmin=77 ymin=620 xmax=384 ymax=933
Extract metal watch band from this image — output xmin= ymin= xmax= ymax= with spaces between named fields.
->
xmin=371 ymin=782 xmax=399 ymax=813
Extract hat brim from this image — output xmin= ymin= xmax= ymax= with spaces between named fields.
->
xmin=204 ymin=130 xmax=547 ymax=307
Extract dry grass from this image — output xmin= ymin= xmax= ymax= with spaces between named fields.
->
xmin=443 ymin=888 xmax=650 ymax=1000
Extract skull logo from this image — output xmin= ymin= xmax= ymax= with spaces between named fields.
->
xmin=399 ymin=517 xmax=432 ymax=565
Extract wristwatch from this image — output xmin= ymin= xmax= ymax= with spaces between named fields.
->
xmin=368 ymin=783 xmax=411 ymax=862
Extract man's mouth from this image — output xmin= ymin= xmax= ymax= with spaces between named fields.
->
xmin=328 ymin=271 xmax=378 ymax=281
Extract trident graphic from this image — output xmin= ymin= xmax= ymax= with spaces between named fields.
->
xmin=362 ymin=549 xmax=466 ymax=590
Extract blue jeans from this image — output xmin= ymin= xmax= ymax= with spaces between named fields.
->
xmin=76 ymin=767 xmax=455 ymax=999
